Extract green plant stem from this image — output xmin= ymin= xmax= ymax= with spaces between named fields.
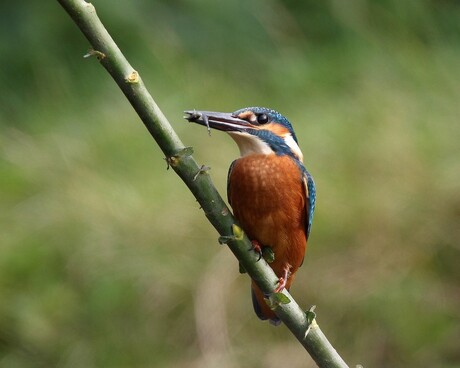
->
xmin=57 ymin=1 xmax=349 ymax=367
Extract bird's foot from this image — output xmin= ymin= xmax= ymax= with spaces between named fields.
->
xmin=250 ymin=240 xmax=263 ymax=261
xmin=274 ymin=263 xmax=292 ymax=293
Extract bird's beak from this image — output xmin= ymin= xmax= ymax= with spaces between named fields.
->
xmin=184 ymin=110 xmax=252 ymax=134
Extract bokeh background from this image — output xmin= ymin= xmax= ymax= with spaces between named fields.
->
xmin=1 ymin=1 xmax=459 ymax=367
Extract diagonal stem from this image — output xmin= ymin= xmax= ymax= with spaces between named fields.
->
xmin=57 ymin=1 xmax=350 ymax=367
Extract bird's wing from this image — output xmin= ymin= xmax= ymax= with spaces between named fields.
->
xmin=227 ymin=160 xmax=237 ymax=206
xmin=302 ymin=168 xmax=316 ymax=239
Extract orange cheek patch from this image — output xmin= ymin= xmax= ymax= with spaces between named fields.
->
xmin=263 ymin=123 xmax=290 ymax=137
xmin=237 ymin=111 xmax=256 ymax=122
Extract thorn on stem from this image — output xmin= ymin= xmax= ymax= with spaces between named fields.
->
xmin=193 ymin=165 xmax=210 ymax=181
xmin=165 ymin=147 xmax=194 ymax=169
xmin=164 ymin=156 xmax=175 ymax=170
xmin=304 ymin=305 xmax=317 ymax=338
xmin=231 ymin=224 xmax=244 ymax=241
xmin=83 ymin=49 xmax=106 ymax=60
xmin=218 ymin=235 xmax=236 ymax=245
xmin=126 ymin=70 xmax=139 ymax=84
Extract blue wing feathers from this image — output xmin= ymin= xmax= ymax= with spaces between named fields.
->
xmin=305 ymin=170 xmax=316 ymax=237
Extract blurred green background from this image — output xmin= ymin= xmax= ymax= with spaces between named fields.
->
xmin=1 ymin=1 xmax=460 ymax=367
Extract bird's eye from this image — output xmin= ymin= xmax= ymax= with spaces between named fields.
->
xmin=257 ymin=113 xmax=269 ymax=125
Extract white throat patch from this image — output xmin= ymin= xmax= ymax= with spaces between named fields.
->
xmin=228 ymin=131 xmax=304 ymax=161
xmin=228 ymin=131 xmax=272 ymax=157
xmin=284 ymin=134 xmax=304 ymax=162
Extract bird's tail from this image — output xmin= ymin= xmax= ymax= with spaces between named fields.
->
xmin=251 ymin=281 xmax=281 ymax=326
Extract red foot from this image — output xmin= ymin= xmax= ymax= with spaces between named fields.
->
xmin=274 ymin=263 xmax=292 ymax=293
xmin=251 ymin=240 xmax=263 ymax=261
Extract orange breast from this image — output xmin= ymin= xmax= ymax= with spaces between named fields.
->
xmin=228 ymin=154 xmax=307 ymax=277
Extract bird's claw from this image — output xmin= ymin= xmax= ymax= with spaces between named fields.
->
xmin=274 ymin=278 xmax=287 ymax=293
xmin=274 ymin=264 xmax=292 ymax=293
xmin=249 ymin=240 xmax=263 ymax=261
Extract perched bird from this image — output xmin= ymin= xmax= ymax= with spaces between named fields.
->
xmin=185 ymin=107 xmax=315 ymax=325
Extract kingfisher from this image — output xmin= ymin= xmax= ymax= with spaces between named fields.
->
xmin=185 ymin=107 xmax=316 ymax=325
